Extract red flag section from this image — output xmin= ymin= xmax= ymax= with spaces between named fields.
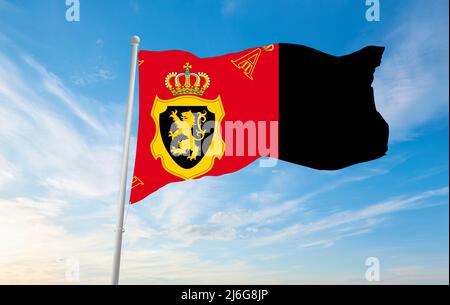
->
xmin=131 ymin=45 xmax=279 ymax=204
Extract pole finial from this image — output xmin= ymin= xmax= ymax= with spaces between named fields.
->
xmin=131 ymin=35 xmax=141 ymax=45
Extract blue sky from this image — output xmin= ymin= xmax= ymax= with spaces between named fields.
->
xmin=0 ymin=0 xmax=448 ymax=284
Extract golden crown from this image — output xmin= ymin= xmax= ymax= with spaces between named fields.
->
xmin=165 ymin=63 xmax=210 ymax=96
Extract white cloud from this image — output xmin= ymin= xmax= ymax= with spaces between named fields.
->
xmin=68 ymin=41 xmax=117 ymax=87
xmin=71 ymin=67 xmax=116 ymax=87
xmin=374 ymin=1 xmax=449 ymax=141
xmin=0 ymin=197 xmax=70 ymax=284
xmin=255 ymin=187 xmax=449 ymax=246
xmin=0 ymin=49 xmax=124 ymax=200
xmin=209 ymin=199 xmax=302 ymax=228
xmin=0 ymin=192 xmax=276 ymax=284
xmin=298 ymin=221 xmax=380 ymax=250
xmin=23 ymin=56 xmax=106 ymax=133
xmin=0 ymin=154 xmax=17 ymax=186
xmin=247 ymin=191 xmax=282 ymax=204
xmin=128 ymin=165 xmax=414 ymax=249
xmin=0 ymin=35 xmax=145 ymax=283
xmin=206 ymin=169 xmax=395 ymax=233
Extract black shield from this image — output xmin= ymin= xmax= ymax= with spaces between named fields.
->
xmin=159 ymin=106 xmax=216 ymax=169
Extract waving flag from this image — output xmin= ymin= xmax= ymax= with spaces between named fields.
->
xmin=130 ymin=43 xmax=389 ymax=204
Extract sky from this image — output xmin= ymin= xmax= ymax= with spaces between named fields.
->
xmin=0 ymin=0 xmax=448 ymax=284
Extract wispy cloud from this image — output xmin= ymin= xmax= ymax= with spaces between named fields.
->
xmin=374 ymin=1 xmax=449 ymax=141
xmin=71 ymin=67 xmax=116 ymax=87
xmin=135 ymin=168 xmax=391 ymax=246
xmin=23 ymin=56 xmax=106 ymax=133
xmin=255 ymin=187 xmax=449 ymax=246
xmin=0 ymin=197 xmax=71 ymax=284
xmin=0 ymin=154 xmax=17 ymax=187
xmin=299 ymin=218 xmax=383 ymax=249
xmin=0 ymin=33 xmax=145 ymax=283
xmin=0 ymin=42 xmax=124 ymax=201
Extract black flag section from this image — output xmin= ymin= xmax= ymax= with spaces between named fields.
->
xmin=279 ymin=43 xmax=389 ymax=170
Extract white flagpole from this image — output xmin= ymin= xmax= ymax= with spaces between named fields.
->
xmin=112 ymin=35 xmax=140 ymax=285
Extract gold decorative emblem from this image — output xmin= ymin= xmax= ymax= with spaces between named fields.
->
xmin=151 ymin=63 xmax=225 ymax=180
xmin=131 ymin=176 xmax=144 ymax=189
xmin=231 ymin=48 xmax=262 ymax=80
xmin=262 ymin=44 xmax=275 ymax=52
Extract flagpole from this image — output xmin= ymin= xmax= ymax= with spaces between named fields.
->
xmin=111 ymin=35 xmax=140 ymax=285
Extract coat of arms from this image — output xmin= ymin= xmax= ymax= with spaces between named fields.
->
xmin=150 ymin=63 xmax=225 ymax=180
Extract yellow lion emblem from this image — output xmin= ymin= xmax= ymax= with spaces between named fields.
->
xmin=168 ymin=109 xmax=208 ymax=161
xmin=150 ymin=95 xmax=225 ymax=180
